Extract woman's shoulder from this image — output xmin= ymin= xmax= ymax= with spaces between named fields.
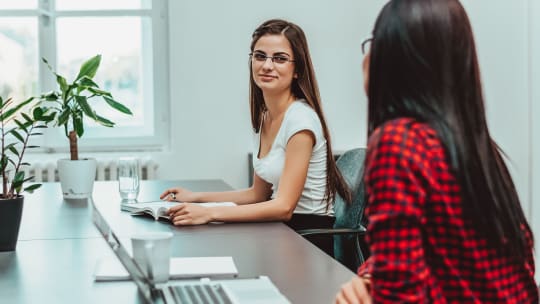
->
xmin=370 ymin=117 xmax=437 ymax=147
xmin=284 ymin=100 xmax=320 ymax=125
xmin=279 ymin=100 xmax=323 ymax=143
xmin=288 ymin=99 xmax=316 ymax=115
xmin=366 ymin=118 xmax=442 ymax=169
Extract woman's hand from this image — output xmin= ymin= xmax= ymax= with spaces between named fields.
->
xmin=167 ymin=203 xmax=213 ymax=225
xmin=159 ymin=187 xmax=197 ymax=202
xmin=335 ymin=276 xmax=372 ymax=304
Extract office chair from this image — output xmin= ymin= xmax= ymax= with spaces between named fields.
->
xmin=298 ymin=148 xmax=368 ymax=272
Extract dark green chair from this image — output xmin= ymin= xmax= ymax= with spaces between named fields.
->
xmin=298 ymin=148 xmax=368 ymax=271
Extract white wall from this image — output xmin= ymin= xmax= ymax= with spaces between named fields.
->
xmin=529 ymin=0 xmax=540 ymax=282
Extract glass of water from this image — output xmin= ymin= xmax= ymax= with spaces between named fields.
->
xmin=118 ymin=157 xmax=140 ymax=203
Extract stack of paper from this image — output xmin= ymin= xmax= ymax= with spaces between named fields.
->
xmin=94 ymin=256 xmax=238 ymax=281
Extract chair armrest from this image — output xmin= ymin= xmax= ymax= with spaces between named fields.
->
xmin=298 ymin=226 xmax=366 ymax=237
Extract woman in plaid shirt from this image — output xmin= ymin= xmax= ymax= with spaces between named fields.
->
xmin=335 ymin=0 xmax=538 ymax=303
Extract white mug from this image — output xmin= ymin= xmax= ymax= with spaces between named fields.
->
xmin=118 ymin=157 xmax=140 ymax=202
xmin=131 ymin=232 xmax=173 ymax=284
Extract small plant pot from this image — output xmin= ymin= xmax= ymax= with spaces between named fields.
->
xmin=0 ymin=195 xmax=24 ymax=251
xmin=58 ymin=158 xmax=97 ymax=199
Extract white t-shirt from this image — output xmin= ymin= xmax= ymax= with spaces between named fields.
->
xmin=252 ymin=100 xmax=332 ymax=216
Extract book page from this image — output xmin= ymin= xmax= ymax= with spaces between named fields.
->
xmin=133 ymin=201 xmax=181 ymax=209
xmin=128 ymin=201 xmax=179 ymax=220
xmin=130 ymin=201 xmax=236 ymax=221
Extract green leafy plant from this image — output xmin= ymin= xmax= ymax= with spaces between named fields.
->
xmin=0 ymin=96 xmax=55 ymax=198
xmin=39 ymin=54 xmax=133 ymax=160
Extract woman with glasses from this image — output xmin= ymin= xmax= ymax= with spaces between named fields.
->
xmin=161 ymin=19 xmax=350 ymax=255
xmin=335 ymin=0 xmax=538 ymax=303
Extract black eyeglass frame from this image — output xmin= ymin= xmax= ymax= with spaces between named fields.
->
xmin=249 ymin=52 xmax=295 ymax=64
xmin=361 ymin=38 xmax=373 ymax=55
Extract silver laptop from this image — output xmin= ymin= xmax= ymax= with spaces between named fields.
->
xmin=91 ymin=201 xmax=290 ymax=304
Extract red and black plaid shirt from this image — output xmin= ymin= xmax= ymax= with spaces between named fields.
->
xmin=358 ymin=118 xmax=538 ymax=303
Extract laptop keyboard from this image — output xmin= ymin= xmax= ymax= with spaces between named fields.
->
xmin=168 ymin=284 xmax=233 ymax=304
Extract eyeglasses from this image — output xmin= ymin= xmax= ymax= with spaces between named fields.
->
xmin=250 ymin=52 xmax=294 ymax=64
xmin=361 ymin=37 xmax=373 ymax=55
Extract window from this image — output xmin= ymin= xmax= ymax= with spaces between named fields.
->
xmin=0 ymin=0 xmax=169 ymax=152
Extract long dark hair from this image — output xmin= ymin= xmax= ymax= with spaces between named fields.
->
xmin=249 ymin=19 xmax=352 ymax=205
xmin=367 ymin=0 xmax=532 ymax=258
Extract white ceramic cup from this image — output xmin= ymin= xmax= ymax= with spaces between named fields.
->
xmin=118 ymin=157 xmax=140 ymax=202
xmin=131 ymin=232 xmax=173 ymax=284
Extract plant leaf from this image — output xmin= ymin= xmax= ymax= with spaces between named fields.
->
xmin=0 ymin=97 xmax=34 ymax=121
xmin=14 ymin=119 xmax=28 ymax=133
xmin=21 ymin=113 xmax=33 ymax=123
xmin=4 ymin=143 xmax=17 ymax=150
xmin=74 ymin=96 xmax=97 ymax=120
xmin=13 ymin=171 xmax=25 ymax=184
xmin=94 ymin=114 xmax=115 ymax=127
xmin=10 ymin=130 xmax=25 ymax=143
xmin=41 ymin=91 xmax=60 ymax=101
xmin=0 ymin=156 xmax=8 ymax=171
xmin=57 ymin=74 xmax=68 ymax=94
xmin=78 ymin=76 xmax=99 ymax=88
xmin=87 ymin=87 xmax=112 ymax=96
xmin=24 ymin=183 xmax=41 ymax=193
xmin=75 ymin=54 xmax=101 ymax=81
xmin=8 ymin=145 xmax=20 ymax=157
xmin=74 ymin=115 xmax=84 ymax=137
xmin=42 ymin=57 xmax=54 ymax=73
xmin=32 ymin=107 xmax=44 ymax=120
xmin=22 ymin=176 xmax=34 ymax=183
xmin=103 ymin=96 xmax=132 ymax=115
xmin=57 ymin=108 xmax=71 ymax=126
xmin=40 ymin=112 xmax=56 ymax=123
xmin=1 ymin=97 xmax=13 ymax=110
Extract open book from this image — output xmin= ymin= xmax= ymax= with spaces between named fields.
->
xmin=122 ymin=201 xmax=237 ymax=221
xmin=94 ymin=256 xmax=238 ymax=281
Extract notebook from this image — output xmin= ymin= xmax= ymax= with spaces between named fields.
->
xmin=94 ymin=256 xmax=238 ymax=281
xmin=92 ymin=200 xmax=290 ymax=304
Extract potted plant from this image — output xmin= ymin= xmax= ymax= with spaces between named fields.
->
xmin=38 ymin=55 xmax=132 ymax=199
xmin=0 ymin=96 xmax=55 ymax=251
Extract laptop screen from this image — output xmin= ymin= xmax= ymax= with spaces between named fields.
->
xmin=91 ymin=201 xmax=154 ymax=303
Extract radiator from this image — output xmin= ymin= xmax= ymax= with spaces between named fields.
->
xmin=21 ymin=158 xmax=159 ymax=182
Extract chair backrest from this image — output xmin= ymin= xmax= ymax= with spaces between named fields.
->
xmin=333 ymin=148 xmax=367 ymax=271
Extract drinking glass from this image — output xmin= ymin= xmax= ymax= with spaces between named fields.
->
xmin=118 ymin=157 xmax=140 ymax=202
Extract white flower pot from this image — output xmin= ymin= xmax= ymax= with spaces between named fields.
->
xmin=57 ymin=158 xmax=97 ymax=199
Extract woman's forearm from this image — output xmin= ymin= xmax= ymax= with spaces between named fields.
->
xmin=208 ymin=198 xmax=295 ymax=222
xmin=192 ymin=188 xmax=266 ymax=205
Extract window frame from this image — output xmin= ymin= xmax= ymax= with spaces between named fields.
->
xmin=0 ymin=0 xmax=170 ymax=153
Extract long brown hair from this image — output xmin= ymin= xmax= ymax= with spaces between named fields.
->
xmin=249 ymin=19 xmax=352 ymax=205
xmin=367 ymin=0 xmax=532 ymax=258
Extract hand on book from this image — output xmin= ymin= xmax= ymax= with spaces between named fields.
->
xmin=160 ymin=187 xmax=198 ymax=202
xmin=167 ymin=202 xmax=214 ymax=226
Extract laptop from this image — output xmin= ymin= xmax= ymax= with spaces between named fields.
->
xmin=91 ymin=201 xmax=291 ymax=304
